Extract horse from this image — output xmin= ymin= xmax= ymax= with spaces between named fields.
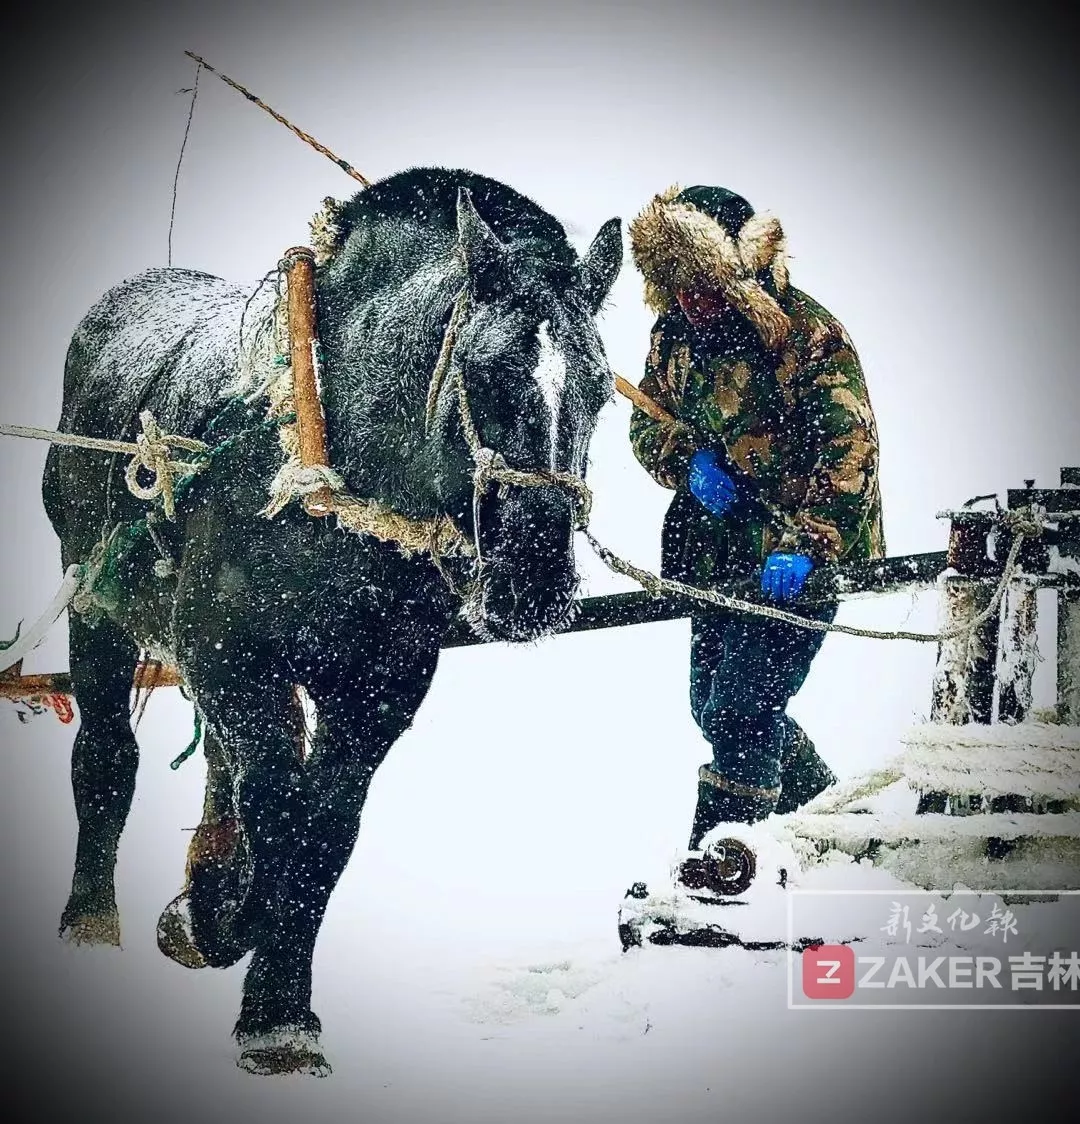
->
xmin=42 ymin=166 xmax=623 ymax=1075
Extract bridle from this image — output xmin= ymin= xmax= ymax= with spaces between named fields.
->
xmin=426 ymin=286 xmax=593 ymax=563
xmin=277 ymin=245 xmax=593 ymax=569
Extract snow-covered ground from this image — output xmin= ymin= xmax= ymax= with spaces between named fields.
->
xmin=2 ymin=594 xmax=1076 ymax=1122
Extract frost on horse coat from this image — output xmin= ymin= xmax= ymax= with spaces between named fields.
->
xmin=42 ymin=167 xmax=622 ymax=1075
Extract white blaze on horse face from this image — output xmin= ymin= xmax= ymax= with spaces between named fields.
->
xmin=532 ymin=320 xmax=567 ymax=468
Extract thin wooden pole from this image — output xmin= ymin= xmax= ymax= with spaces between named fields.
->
xmin=281 ymin=247 xmax=335 ymax=518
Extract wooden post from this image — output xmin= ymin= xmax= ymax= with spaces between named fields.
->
xmin=987 ymin=577 xmax=1040 ymax=834
xmin=1059 ymin=590 xmax=1080 ymax=725
xmin=997 ymin=579 xmax=1039 ymax=725
xmin=928 ymin=514 xmax=998 ymax=725
xmin=919 ymin=512 xmax=998 ymax=814
xmin=1056 ymin=467 xmax=1080 ymax=725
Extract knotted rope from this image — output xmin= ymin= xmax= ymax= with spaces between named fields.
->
xmin=259 ymin=263 xmax=475 ymax=560
xmin=435 ymin=289 xmax=594 ymax=563
xmin=1 ymin=411 xmax=209 ymax=519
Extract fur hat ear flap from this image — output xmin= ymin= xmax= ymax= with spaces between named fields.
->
xmin=725 ymin=277 xmax=792 ymax=351
xmin=736 ymin=212 xmax=787 ymax=291
xmin=629 ymin=184 xmax=684 ymax=313
xmin=309 ymin=196 xmax=347 ymax=265
xmin=733 ymin=211 xmax=791 ymax=348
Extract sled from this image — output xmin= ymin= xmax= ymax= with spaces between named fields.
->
xmin=618 ymin=827 xmax=816 ymax=952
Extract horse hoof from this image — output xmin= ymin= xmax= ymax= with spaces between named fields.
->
xmin=235 ymin=1028 xmax=332 ymax=1078
xmin=157 ymin=890 xmax=249 ymax=969
xmin=156 ymin=893 xmax=208 ymax=969
xmin=60 ymin=908 xmax=121 ymax=948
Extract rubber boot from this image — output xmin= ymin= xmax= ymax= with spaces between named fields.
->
xmin=775 ymin=724 xmax=836 ymax=815
xmin=688 ymin=765 xmax=780 ymax=850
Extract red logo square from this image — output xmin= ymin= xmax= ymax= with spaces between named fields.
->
xmin=802 ymin=944 xmax=855 ymax=999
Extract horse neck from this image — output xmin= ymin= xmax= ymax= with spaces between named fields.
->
xmin=315 ymin=259 xmax=462 ymax=520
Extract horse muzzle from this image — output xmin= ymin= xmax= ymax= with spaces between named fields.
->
xmin=465 ymin=484 xmax=579 ymax=642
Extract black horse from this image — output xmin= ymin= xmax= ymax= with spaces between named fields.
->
xmin=42 ymin=167 xmax=622 ymax=1075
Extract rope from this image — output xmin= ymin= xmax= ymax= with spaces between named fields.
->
xmin=435 ymin=288 xmax=1030 ymax=643
xmin=438 ymin=294 xmax=593 ymax=562
xmin=0 ymin=412 xmax=209 ymax=520
xmin=76 ymin=405 xmax=296 ymax=612
xmin=2 ymin=398 xmax=296 ymax=627
xmin=184 ymin=52 xmax=371 ymax=186
xmin=259 ymin=269 xmax=475 ymax=558
xmin=167 ymin=60 xmax=201 ymax=266
xmin=581 ymin=525 xmax=1029 ymax=643
xmin=425 ymin=287 xmax=1033 ymax=645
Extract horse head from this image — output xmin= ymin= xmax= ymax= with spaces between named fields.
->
xmin=431 ymin=188 xmax=622 ymax=642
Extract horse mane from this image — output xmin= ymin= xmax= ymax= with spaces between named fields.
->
xmin=332 ymin=167 xmax=577 ymax=264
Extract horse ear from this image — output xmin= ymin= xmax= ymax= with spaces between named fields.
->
xmin=580 ymin=217 xmax=623 ymax=312
xmin=456 ymin=187 xmax=505 ymax=282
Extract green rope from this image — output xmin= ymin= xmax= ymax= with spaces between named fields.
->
xmin=170 ymin=709 xmax=202 ymax=770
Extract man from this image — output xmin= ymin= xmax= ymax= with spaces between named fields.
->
xmin=627 ymin=185 xmax=884 ymax=849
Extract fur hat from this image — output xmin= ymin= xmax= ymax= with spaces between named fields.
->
xmin=629 ymin=184 xmax=791 ymax=350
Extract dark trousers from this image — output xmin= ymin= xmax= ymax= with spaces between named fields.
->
xmin=689 ymin=600 xmax=839 ymax=791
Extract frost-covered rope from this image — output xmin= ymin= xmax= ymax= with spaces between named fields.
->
xmin=0 ymin=412 xmax=209 ymax=519
xmin=581 ymin=523 xmax=1029 ymax=644
xmin=183 ymin=51 xmax=371 ymax=186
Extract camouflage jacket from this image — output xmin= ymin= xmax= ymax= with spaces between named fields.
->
xmin=629 ymin=288 xmax=885 ymax=589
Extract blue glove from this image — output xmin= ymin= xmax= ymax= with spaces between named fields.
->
xmin=761 ymin=552 xmax=814 ymax=602
xmin=687 ymin=449 xmax=738 ymax=517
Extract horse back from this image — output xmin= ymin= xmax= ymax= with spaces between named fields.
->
xmin=44 ymin=267 xmax=271 ymax=539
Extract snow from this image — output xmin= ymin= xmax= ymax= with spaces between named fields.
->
xmin=3 ymin=1 xmax=1079 ymax=1117
xmin=3 ymin=664 xmax=1078 ymax=1120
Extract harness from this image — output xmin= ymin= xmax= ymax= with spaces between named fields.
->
xmin=264 ymin=247 xmax=593 ymax=566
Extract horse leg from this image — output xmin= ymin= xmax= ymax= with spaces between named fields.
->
xmin=157 ymin=728 xmax=251 ymax=969
xmin=170 ymin=668 xmax=328 ymax=1058
xmin=232 ymin=740 xmax=373 ymax=1077
xmin=59 ymin=612 xmax=138 ymax=946
xmin=232 ymin=642 xmax=442 ymax=1077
